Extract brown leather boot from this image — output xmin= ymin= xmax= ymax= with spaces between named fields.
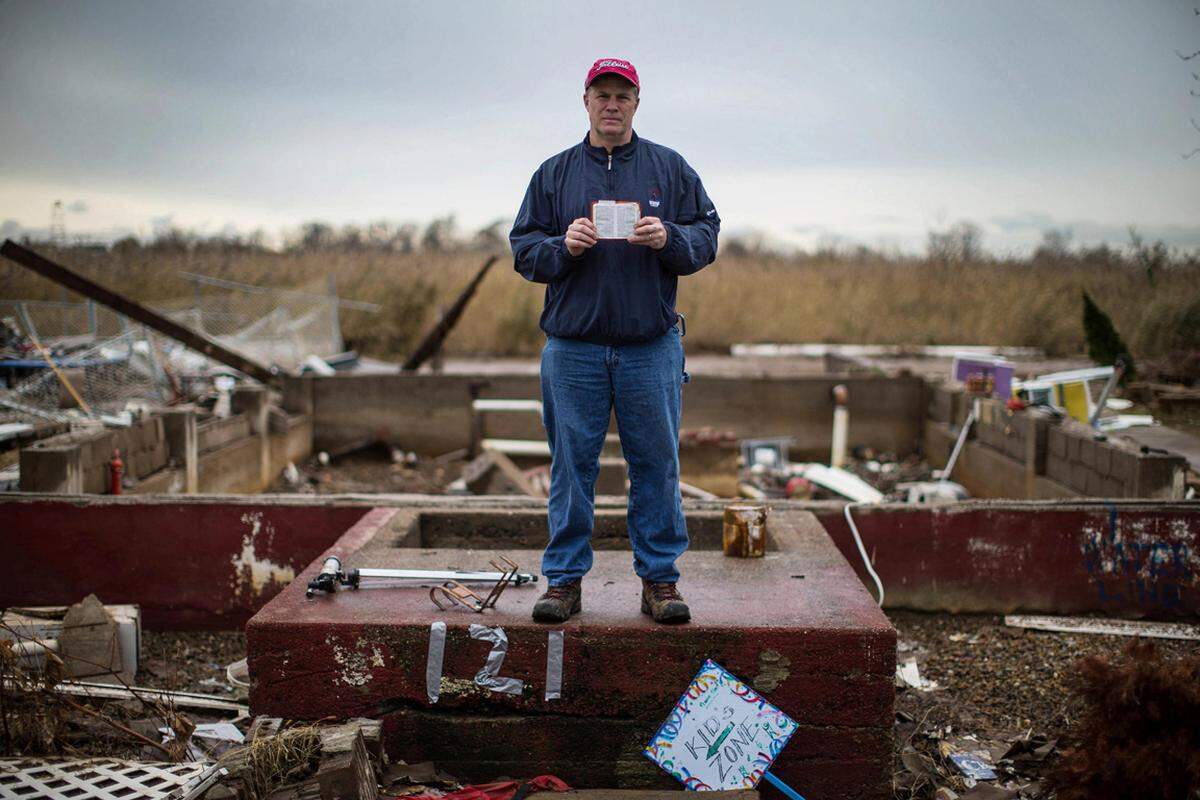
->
xmin=641 ymin=580 xmax=691 ymax=624
xmin=532 ymin=581 xmax=582 ymax=623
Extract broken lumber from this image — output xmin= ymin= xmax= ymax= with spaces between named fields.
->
xmin=454 ymin=449 xmax=536 ymax=495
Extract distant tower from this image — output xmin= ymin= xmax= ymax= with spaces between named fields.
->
xmin=50 ymin=200 xmax=66 ymax=247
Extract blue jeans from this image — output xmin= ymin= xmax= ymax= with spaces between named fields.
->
xmin=540 ymin=327 xmax=688 ymax=586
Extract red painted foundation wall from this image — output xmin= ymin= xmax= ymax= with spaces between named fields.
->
xmin=817 ymin=501 xmax=1200 ymax=620
xmin=2 ymin=497 xmax=369 ymax=629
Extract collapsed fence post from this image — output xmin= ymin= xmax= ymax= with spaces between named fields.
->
xmin=401 ymin=255 xmax=498 ymax=372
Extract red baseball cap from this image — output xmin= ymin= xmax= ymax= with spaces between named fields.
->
xmin=585 ymin=58 xmax=639 ymax=90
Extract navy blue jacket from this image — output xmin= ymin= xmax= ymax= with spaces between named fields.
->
xmin=510 ymin=131 xmax=720 ymax=345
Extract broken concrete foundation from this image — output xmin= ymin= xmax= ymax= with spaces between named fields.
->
xmin=247 ymin=506 xmax=895 ymax=799
xmin=18 ymin=401 xmax=311 ymax=495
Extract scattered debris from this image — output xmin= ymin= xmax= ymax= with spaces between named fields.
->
xmin=3 ymin=678 xmax=250 ymax=716
xmin=896 ymin=659 xmax=941 ymax=692
xmin=269 ymin=445 xmax=464 ymax=495
xmin=1095 ymin=413 xmax=1157 ymax=431
xmin=2 ymin=598 xmax=141 ymax=685
xmin=161 ymin=721 xmax=244 ymax=760
xmin=0 ymin=241 xmax=278 ymax=385
xmin=449 ymin=448 xmax=537 ymax=496
xmin=946 ymin=747 xmax=997 ymax=781
xmin=1005 ymin=614 xmax=1200 ymax=641
xmin=224 ymin=658 xmax=249 ymax=689
xmin=208 ymin=717 xmax=395 ymax=799
xmin=891 ymin=610 xmax=1200 ymax=799
xmin=897 ymin=480 xmax=970 ymax=504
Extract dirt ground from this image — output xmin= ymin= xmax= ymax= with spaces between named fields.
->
xmin=7 ymin=615 xmax=1197 ymax=797
xmin=266 ymin=439 xmax=936 ymax=500
xmin=123 ymin=614 xmax=1196 ymax=800
xmin=139 ymin=629 xmax=248 ymax=696
xmin=268 ymin=444 xmax=467 ymax=495
xmin=888 ymin=610 xmax=1200 ymax=798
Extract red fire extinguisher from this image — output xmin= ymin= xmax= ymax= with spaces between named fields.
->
xmin=109 ymin=448 xmax=124 ymax=495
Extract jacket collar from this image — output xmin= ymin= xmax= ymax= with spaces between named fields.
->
xmin=582 ymin=129 xmax=639 ymax=163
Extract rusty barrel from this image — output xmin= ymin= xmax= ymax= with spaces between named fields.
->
xmin=722 ymin=502 xmax=769 ymax=557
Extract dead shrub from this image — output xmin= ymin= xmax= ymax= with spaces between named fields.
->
xmin=1050 ymin=640 xmax=1200 ymax=800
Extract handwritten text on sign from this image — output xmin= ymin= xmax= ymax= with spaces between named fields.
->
xmin=644 ymin=659 xmax=798 ymax=791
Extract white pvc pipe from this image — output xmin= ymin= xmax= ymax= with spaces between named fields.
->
xmin=831 ymin=407 xmax=849 ymax=468
xmin=830 ymin=384 xmax=849 ymax=468
xmin=940 ymin=399 xmax=978 ymax=483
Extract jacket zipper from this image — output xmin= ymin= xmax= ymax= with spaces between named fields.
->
xmin=607 ymin=154 xmax=612 ymax=171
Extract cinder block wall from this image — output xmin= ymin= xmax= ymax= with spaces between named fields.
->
xmin=19 ymin=408 xmax=312 ymax=495
xmin=292 ymin=372 xmax=927 ymax=463
xmin=925 ymin=382 xmax=1188 ymax=499
xmin=1044 ymin=421 xmax=1186 ymax=499
xmin=19 ymin=416 xmax=168 ymax=493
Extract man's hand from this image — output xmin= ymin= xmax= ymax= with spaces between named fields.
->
xmin=564 ymin=217 xmax=598 ymax=257
xmin=628 ymin=216 xmax=668 ymax=250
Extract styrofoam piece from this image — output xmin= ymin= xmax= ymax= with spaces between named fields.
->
xmin=1097 ymin=414 xmax=1157 ymax=431
xmin=302 ymin=353 xmax=335 ymax=376
xmin=898 ymin=480 xmax=970 ymax=504
xmin=896 ymin=659 xmax=940 ymax=691
xmin=792 ymin=463 xmax=884 ymax=504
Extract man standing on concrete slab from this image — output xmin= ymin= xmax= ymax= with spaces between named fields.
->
xmin=509 ymin=58 xmax=720 ymax=624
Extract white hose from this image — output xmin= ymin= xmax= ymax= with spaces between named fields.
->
xmin=844 ymin=502 xmax=884 ymax=606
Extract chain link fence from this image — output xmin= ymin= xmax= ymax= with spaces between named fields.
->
xmin=0 ymin=274 xmax=377 ymax=426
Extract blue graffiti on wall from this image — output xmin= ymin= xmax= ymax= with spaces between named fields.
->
xmin=1080 ymin=506 xmax=1194 ymax=611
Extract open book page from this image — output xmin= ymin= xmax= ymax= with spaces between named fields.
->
xmin=592 ymin=200 xmax=641 ymax=239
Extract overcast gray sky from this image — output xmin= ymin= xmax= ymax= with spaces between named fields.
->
xmin=1 ymin=0 xmax=1197 ymax=253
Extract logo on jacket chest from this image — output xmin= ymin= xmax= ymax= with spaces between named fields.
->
xmin=648 ymin=187 xmax=661 ymax=209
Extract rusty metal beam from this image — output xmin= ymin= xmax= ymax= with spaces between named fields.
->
xmin=402 ymin=255 xmax=498 ymax=372
xmin=0 ymin=240 xmax=278 ymax=385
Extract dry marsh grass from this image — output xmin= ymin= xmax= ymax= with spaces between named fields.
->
xmin=2 ymin=244 xmax=1197 ymax=362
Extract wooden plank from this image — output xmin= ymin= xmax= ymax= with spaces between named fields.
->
xmin=3 ymin=677 xmax=249 ymax=714
xmin=1005 ymin=614 xmax=1200 ymax=641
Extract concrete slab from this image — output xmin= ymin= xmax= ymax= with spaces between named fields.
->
xmin=248 ymin=506 xmax=895 ymax=799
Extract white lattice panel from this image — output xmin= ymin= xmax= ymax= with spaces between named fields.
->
xmin=0 ymin=758 xmax=205 ymax=799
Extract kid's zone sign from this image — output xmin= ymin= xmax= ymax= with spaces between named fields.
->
xmin=644 ymin=659 xmax=807 ymax=798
